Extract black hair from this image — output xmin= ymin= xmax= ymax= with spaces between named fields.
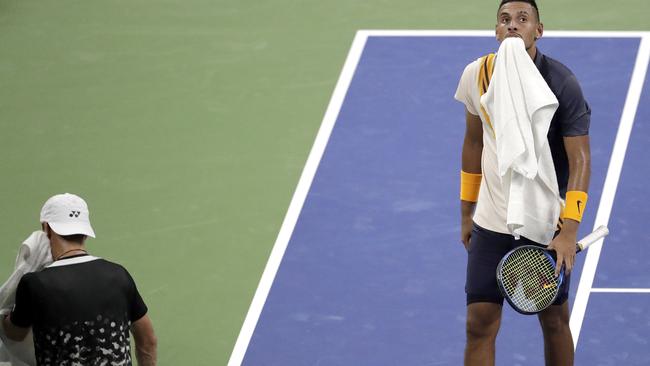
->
xmin=498 ymin=0 xmax=540 ymax=21
xmin=61 ymin=234 xmax=87 ymax=244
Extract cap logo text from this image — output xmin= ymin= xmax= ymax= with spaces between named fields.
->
xmin=69 ymin=211 xmax=81 ymax=218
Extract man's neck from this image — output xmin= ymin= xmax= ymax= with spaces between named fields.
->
xmin=527 ymin=45 xmax=538 ymax=60
xmin=53 ymin=244 xmax=88 ymax=261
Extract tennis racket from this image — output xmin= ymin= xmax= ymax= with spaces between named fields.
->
xmin=496 ymin=225 xmax=609 ymax=315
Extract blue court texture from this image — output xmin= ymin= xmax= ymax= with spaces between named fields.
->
xmin=243 ymin=35 xmax=650 ymax=365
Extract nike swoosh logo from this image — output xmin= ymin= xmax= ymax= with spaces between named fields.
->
xmin=577 ymin=200 xmax=583 ymax=214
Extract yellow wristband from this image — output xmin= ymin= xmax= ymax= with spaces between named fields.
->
xmin=460 ymin=170 xmax=482 ymax=202
xmin=564 ymin=190 xmax=588 ymax=222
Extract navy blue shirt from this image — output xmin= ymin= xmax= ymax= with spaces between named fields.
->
xmin=534 ymin=49 xmax=591 ymax=197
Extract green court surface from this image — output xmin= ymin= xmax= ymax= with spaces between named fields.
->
xmin=0 ymin=1 xmax=647 ymax=364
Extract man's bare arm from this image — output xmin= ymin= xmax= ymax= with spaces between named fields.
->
xmin=548 ymin=135 xmax=591 ymax=275
xmin=460 ymin=109 xmax=484 ymax=249
xmin=2 ymin=314 xmax=30 ymax=342
xmin=131 ymin=314 xmax=157 ymax=366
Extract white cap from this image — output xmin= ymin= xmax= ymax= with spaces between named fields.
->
xmin=39 ymin=193 xmax=96 ymax=238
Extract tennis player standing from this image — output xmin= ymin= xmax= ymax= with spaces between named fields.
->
xmin=454 ymin=1 xmax=591 ymax=365
xmin=2 ymin=193 xmax=157 ymax=365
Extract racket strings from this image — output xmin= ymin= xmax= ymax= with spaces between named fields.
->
xmin=501 ymin=248 xmax=560 ymax=313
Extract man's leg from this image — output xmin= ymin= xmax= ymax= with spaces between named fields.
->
xmin=464 ymin=225 xmax=511 ymax=366
xmin=538 ymin=301 xmax=574 ymax=366
xmin=464 ymin=302 xmax=502 ymax=366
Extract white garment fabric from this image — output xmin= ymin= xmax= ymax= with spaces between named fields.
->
xmin=0 ymin=231 xmax=53 ymax=366
xmin=480 ymin=37 xmax=562 ymax=245
xmin=455 ymin=57 xmax=510 ymax=234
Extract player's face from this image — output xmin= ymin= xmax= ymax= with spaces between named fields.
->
xmin=495 ymin=2 xmax=543 ymax=51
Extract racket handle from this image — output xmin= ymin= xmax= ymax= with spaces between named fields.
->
xmin=575 ymin=225 xmax=609 ymax=253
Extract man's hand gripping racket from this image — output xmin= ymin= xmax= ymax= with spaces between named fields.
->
xmin=496 ymin=225 xmax=609 ymax=315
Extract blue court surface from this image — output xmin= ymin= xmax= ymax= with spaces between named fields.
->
xmin=234 ymin=32 xmax=650 ymax=365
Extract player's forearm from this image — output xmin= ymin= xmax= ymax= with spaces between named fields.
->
xmin=134 ymin=331 xmax=157 ymax=366
xmin=461 ymin=137 xmax=481 ymax=218
xmin=564 ymin=161 xmax=589 ymax=238
xmin=131 ymin=315 xmax=158 ymax=366
xmin=461 ymin=111 xmax=483 ymax=223
xmin=462 ymin=110 xmax=483 ymax=174
xmin=460 ymin=140 xmax=481 ymax=221
xmin=461 ymin=200 xmax=476 ymax=220
xmin=136 ymin=346 xmax=157 ymax=366
xmin=2 ymin=314 xmax=29 ymax=341
xmin=567 ymin=155 xmax=591 ymax=193
xmin=563 ymin=135 xmax=592 ymax=238
xmin=565 ymin=135 xmax=591 ymax=193
xmin=461 ymin=138 xmax=482 ymax=174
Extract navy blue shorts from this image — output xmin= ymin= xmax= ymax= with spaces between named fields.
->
xmin=466 ymin=223 xmax=571 ymax=306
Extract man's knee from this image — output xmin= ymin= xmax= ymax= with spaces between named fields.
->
xmin=538 ymin=304 xmax=570 ymax=334
xmin=539 ymin=315 xmax=570 ymax=334
xmin=466 ymin=303 xmax=502 ymax=341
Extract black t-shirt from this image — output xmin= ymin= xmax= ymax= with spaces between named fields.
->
xmin=10 ymin=255 xmax=148 ymax=366
xmin=534 ymin=50 xmax=592 ymax=198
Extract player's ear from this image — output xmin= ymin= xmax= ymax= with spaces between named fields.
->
xmin=42 ymin=223 xmax=52 ymax=239
xmin=536 ymin=22 xmax=544 ymax=40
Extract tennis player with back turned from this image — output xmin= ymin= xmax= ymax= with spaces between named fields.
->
xmin=454 ymin=1 xmax=591 ymax=365
xmin=2 ymin=193 xmax=157 ymax=365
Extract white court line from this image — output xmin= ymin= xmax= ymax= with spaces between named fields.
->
xmin=591 ymin=288 xmax=650 ymax=293
xmin=359 ymin=29 xmax=650 ymax=38
xmin=569 ymin=35 xmax=650 ymax=349
xmin=226 ymin=32 xmax=368 ymax=366
xmin=228 ymin=30 xmax=650 ymax=365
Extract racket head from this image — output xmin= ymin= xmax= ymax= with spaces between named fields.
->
xmin=496 ymin=245 xmax=564 ymax=315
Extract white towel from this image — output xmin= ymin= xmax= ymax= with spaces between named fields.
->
xmin=480 ymin=37 xmax=563 ymax=245
xmin=0 ymin=231 xmax=52 ymax=366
